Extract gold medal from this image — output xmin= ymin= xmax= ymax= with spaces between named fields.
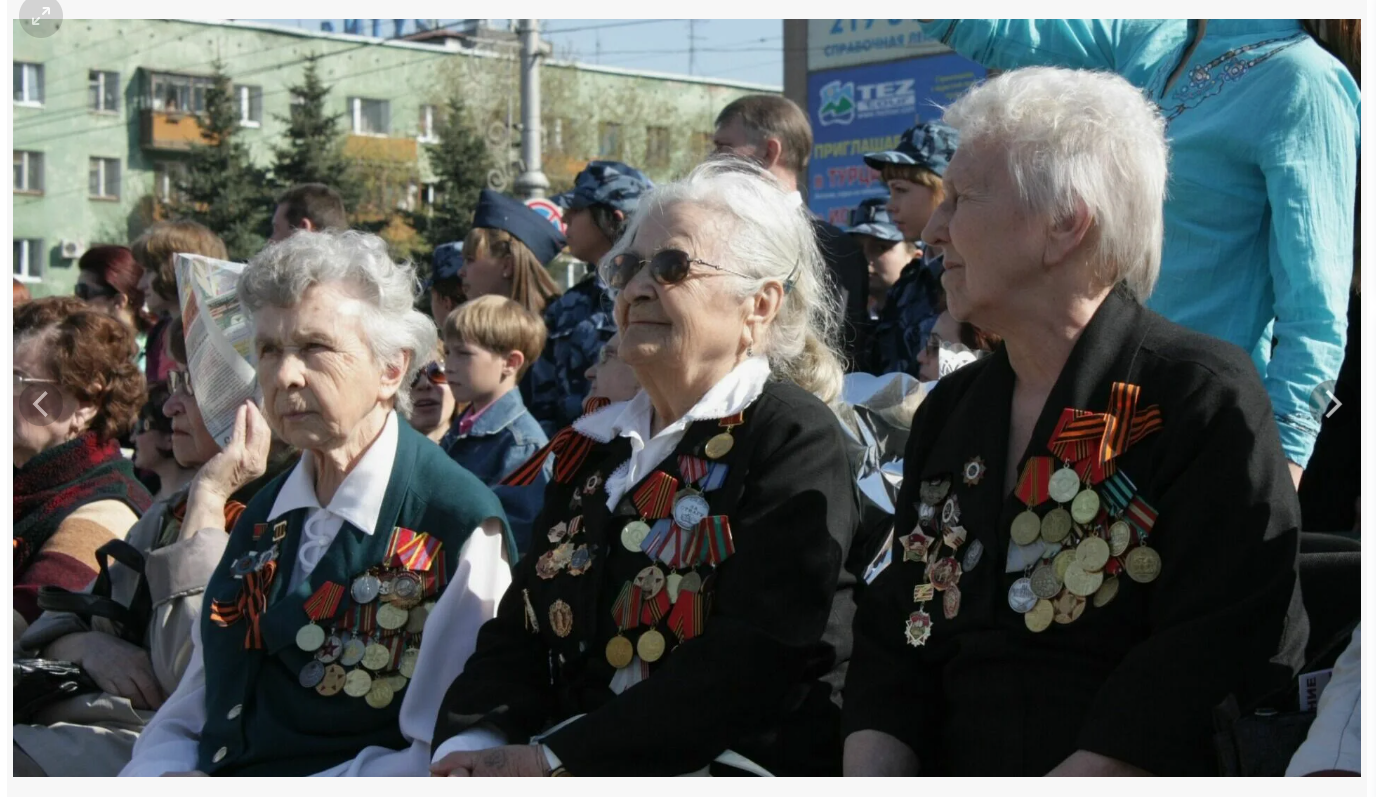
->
xmin=1048 ymin=466 xmax=1081 ymax=504
xmin=1030 ymin=564 xmax=1062 ymax=599
xmin=365 ymin=679 xmax=394 ymax=709
xmin=1093 ymin=575 xmax=1120 ymax=608
xmin=1052 ymin=589 xmax=1087 ymax=624
xmin=1053 ymin=549 xmax=1078 ymax=582
xmin=549 ymin=599 xmax=573 ymax=638
xmin=605 ymin=635 xmax=634 ymax=669
xmin=620 ymin=520 xmax=651 ymax=552
xmin=1024 ymin=599 xmax=1054 ymax=632
xmin=315 ymin=663 xmax=347 ymax=696
xmin=389 ymin=571 xmax=424 ymax=609
xmin=1075 ymin=536 xmax=1111 ymax=573
xmin=385 ymin=674 xmax=409 ymax=692
xmin=343 ymin=668 xmax=373 ymax=698
xmin=1125 ymin=545 xmax=1162 ymax=583
xmin=398 ymin=648 xmax=420 ymax=679
xmin=1070 ymin=489 xmax=1101 ymax=525
xmin=636 ymin=628 xmax=667 ymax=663
xmin=1108 ymin=521 xmax=1132 ymax=556
xmin=1063 ymin=562 xmax=1104 ymax=597
xmin=361 ymin=643 xmax=391 ymax=671
xmin=1010 ymin=510 xmax=1042 ymax=545
xmin=704 ymin=432 xmax=734 ymax=460
xmin=376 ymin=603 xmax=409 ymax=631
xmin=295 ymin=622 xmax=326 ymax=652
xmin=1040 ymin=507 xmax=1073 ymax=544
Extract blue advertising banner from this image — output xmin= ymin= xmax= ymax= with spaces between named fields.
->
xmin=806 ymin=53 xmax=985 ymax=228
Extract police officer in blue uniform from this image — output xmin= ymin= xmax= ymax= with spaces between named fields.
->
xmin=528 ymin=161 xmax=653 ymax=434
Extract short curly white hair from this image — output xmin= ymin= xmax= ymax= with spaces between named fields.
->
xmin=942 ymin=67 xmax=1169 ymax=300
xmin=237 ymin=230 xmax=436 ymax=415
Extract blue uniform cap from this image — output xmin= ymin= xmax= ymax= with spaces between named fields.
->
xmin=845 ymin=197 xmax=904 ymax=242
xmin=862 ymin=122 xmax=959 ymax=177
xmin=424 ymin=241 xmax=464 ymax=291
xmin=472 ymin=188 xmax=568 ymax=266
xmin=567 ymin=160 xmax=654 ymax=214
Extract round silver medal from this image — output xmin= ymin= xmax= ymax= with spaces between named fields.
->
xmin=672 ymin=492 xmax=710 ymax=530
xmin=339 ymin=635 xmax=367 ymax=667
xmin=1048 ymin=466 xmax=1081 ymax=504
xmin=962 ymin=539 xmax=984 ymax=572
xmin=295 ymin=622 xmax=326 ymax=652
xmin=351 ymin=574 xmax=381 ymax=604
xmin=298 ymin=660 xmax=326 ymax=689
xmin=1007 ymin=577 xmax=1038 ymax=614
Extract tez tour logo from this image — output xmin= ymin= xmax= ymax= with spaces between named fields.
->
xmin=819 ymin=81 xmax=856 ymax=126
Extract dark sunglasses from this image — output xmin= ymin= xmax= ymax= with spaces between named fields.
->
xmin=604 ymin=249 xmax=754 ymax=291
xmin=168 ymin=369 xmax=194 ymax=397
xmin=75 ymin=282 xmax=119 ymax=301
xmin=412 ymin=361 xmax=447 ymax=388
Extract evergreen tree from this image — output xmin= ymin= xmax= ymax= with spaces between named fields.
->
xmin=170 ymin=60 xmax=272 ymax=261
xmin=270 ymin=55 xmax=363 ymax=211
xmin=414 ymin=96 xmax=494 ymax=256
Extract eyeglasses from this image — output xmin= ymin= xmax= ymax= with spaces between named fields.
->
xmin=134 ymin=416 xmax=160 ymax=435
xmin=13 ymin=373 xmax=58 ymax=390
xmin=604 ymin=249 xmax=755 ymax=291
xmin=168 ymin=369 xmax=194 ymax=397
xmin=75 ymin=282 xmax=119 ymax=301
xmin=412 ymin=361 xmax=447 ymax=388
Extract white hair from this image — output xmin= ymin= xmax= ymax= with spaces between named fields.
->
xmin=942 ymin=67 xmax=1169 ymax=300
xmin=600 ymin=157 xmax=846 ymax=405
xmin=238 ymin=230 xmax=437 ymax=415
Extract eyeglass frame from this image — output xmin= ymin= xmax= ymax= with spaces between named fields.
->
xmin=411 ymin=361 xmax=447 ymax=389
xmin=167 ymin=369 xmax=194 ymax=397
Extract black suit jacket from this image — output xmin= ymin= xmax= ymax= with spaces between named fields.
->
xmin=434 ymin=381 xmax=860 ymax=775
xmin=843 ymin=285 xmax=1307 ymax=775
xmin=811 ymin=217 xmax=870 ymax=370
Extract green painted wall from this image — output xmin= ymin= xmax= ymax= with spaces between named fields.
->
xmin=12 ymin=19 xmax=776 ymax=297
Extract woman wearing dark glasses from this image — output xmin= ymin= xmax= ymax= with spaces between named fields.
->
xmin=403 ymin=346 xmax=459 ymax=447
xmin=431 ymin=158 xmax=861 ymax=776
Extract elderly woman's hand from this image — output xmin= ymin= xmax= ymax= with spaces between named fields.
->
xmin=430 ymin=745 xmax=550 ymax=777
xmin=182 ymin=401 xmax=271 ymax=539
xmin=45 ymin=630 xmax=166 ymax=711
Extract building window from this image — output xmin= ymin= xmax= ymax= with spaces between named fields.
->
xmin=89 ymin=70 xmax=119 ymax=112
xmin=149 ymin=72 xmax=215 ymax=114
xmin=89 ymin=157 xmax=121 ymax=200
xmin=350 ymin=97 xmax=390 ymax=136
xmin=236 ymin=85 xmax=262 ymax=127
xmin=14 ymin=151 xmax=43 ymax=194
xmin=418 ymin=104 xmax=438 ymax=142
xmin=14 ymin=63 xmax=44 ymax=105
xmin=154 ymin=161 xmax=188 ymax=203
xmin=598 ymin=122 xmax=623 ymax=159
xmin=14 ymin=239 xmax=43 ymax=281
xmin=646 ymin=126 xmax=670 ymax=170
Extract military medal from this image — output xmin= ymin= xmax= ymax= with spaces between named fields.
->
xmin=672 ymin=488 xmax=710 ymax=531
xmin=548 ymin=521 xmax=569 ymax=544
xmin=918 ymin=502 xmax=937 ymax=528
xmin=919 ymin=477 xmax=951 ymax=506
xmin=389 ymin=571 xmax=423 ymax=609
xmin=1040 ymin=507 xmax=1072 ymax=544
xmin=1010 ymin=511 xmax=1042 ymax=546
xmin=315 ymin=634 xmax=342 ymax=664
xmin=1030 ymin=563 xmax=1062 ymax=599
xmin=315 ymin=663 xmax=347 ymax=696
xmin=1063 ymin=562 xmax=1103 ymax=597
xmin=376 ymin=603 xmax=408 ymax=631
xmin=941 ymin=495 xmax=961 ymax=527
xmin=607 ymin=583 xmax=640 ymax=669
xmin=299 ymin=660 xmax=326 ymax=689
xmin=230 ymin=551 xmax=257 ymax=579
xmin=1125 ymin=545 xmax=1161 ymax=583
xmin=704 ymin=411 xmax=744 ymax=460
xmin=606 ymin=636 xmax=634 ymax=669
xmin=340 ymin=635 xmax=367 ymax=667
xmin=942 ymin=585 xmax=962 ymax=620
xmin=901 ymin=529 xmax=934 ymax=562
xmin=904 ymin=609 xmax=933 ymax=647
xmin=351 ymin=573 xmax=381 ymax=604
xmin=962 ymin=539 xmax=984 ymax=572
xmin=636 ymin=628 xmax=667 ymax=663
xmin=621 ymin=520 xmax=651 ymax=552
xmin=1053 ymin=549 xmax=1077 ymax=582
xmin=406 ymin=602 xmax=433 ymax=634
xmin=1007 ymin=577 xmax=1037 ymax=614
xmin=296 ymin=623 xmax=326 ymax=652
xmin=365 ymin=679 xmax=395 ymax=709
xmin=634 ymin=565 xmax=666 ymax=598
xmin=584 ymin=472 xmax=603 ymax=496
xmin=1093 ymin=576 xmax=1120 ymax=607
xmin=927 ymin=557 xmax=961 ymax=591
xmin=1012 ymin=457 xmax=1053 ymax=545
xmin=567 ymin=545 xmax=594 ymax=576
xmin=913 ymin=583 xmax=935 ymax=602
xmin=1024 ymin=599 xmax=1054 ymax=632
xmin=943 ymin=525 xmax=967 ymax=550
xmin=962 ymin=457 xmax=986 ymax=486
xmin=361 ymin=642 xmax=391 ymax=671
xmin=398 ymin=647 xmax=420 ymax=678
xmin=1052 ymin=590 xmax=1086 ymax=624
xmin=535 ymin=549 xmax=562 ymax=580
xmin=1108 ymin=520 xmax=1132 ymax=556
xmin=343 ymin=669 xmax=373 ymax=698
xmin=1048 ymin=465 xmax=1081 ymax=504
xmin=1076 ymin=536 xmax=1111 ymax=572
xmin=1070 ymin=488 xmax=1101 ymax=525
xmin=549 ymin=599 xmax=573 ymax=638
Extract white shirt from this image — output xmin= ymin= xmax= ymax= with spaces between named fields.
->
xmin=121 ymin=412 xmax=512 ymax=776
xmin=1287 ymin=624 xmax=1362 ymax=775
xmin=430 ymin=356 xmax=772 ymax=765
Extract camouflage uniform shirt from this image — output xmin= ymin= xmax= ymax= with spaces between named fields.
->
xmin=528 ymin=275 xmax=617 ymax=434
xmin=861 ymin=251 xmax=945 ymax=377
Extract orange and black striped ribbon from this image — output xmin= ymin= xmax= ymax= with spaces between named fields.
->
xmin=631 ymin=472 xmax=679 ymax=521
xmin=583 ymin=396 xmax=612 ymax=415
xmin=641 ymin=588 xmax=671 ymax=626
xmin=210 ymin=560 xmax=277 ymax=649
xmin=1047 ymin=382 xmax=1164 ymax=483
xmin=304 ymin=580 xmax=344 ymax=622
xmin=499 ymin=426 xmax=598 ymax=487
xmin=668 ymin=588 xmax=704 ymax=642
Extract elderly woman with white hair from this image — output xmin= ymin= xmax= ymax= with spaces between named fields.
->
xmin=429 ymin=158 xmax=860 ymax=776
xmin=121 ymin=231 xmax=513 ymax=777
xmin=842 ymin=68 xmax=1306 ymax=776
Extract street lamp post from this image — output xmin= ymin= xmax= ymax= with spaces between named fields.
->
xmin=514 ymin=19 xmax=549 ymax=200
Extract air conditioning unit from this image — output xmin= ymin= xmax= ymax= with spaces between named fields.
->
xmin=60 ymin=240 xmax=86 ymax=260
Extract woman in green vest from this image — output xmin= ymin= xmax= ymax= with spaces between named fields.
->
xmin=121 ymin=230 xmax=513 ymax=777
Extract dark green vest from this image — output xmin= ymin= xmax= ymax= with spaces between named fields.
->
xmin=197 ymin=417 xmax=510 ymax=776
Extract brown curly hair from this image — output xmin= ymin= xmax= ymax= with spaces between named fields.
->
xmin=14 ymin=296 xmax=146 ymax=443
xmin=130 ymin=220 xmax=228 ymax=304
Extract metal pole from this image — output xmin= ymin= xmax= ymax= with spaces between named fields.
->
xmin=514 ymin=19 xmax=549 ymax=199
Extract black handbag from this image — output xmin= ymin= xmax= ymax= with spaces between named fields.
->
xmin=35 ymin=538 xmax=151 ymax=646
xmin=13 ymin=658 xmax=99 ymax=724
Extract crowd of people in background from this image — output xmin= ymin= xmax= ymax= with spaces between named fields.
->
xmin=11 ymin=17 xmax=1361 ymax=778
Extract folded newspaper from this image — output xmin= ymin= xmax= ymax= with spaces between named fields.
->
xmin=173 ymin=253 xmax=259 ymax=447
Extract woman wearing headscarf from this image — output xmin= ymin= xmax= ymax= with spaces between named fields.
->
xmin=842 ymin=67 xmax=1306 ymax=777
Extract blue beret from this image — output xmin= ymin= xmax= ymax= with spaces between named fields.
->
xmin=472 ymin=188 xmax=567 ymax=266
xmin=845 ymin=197 xmax=904 ymax=242
xmin=568 ymin=160 xmax=654 ymax=214
xmin=863 ymin=122 xmax=959 ymax=177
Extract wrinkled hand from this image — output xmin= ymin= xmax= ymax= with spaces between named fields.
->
xmin=430 ymin=745 xmax=549 ymax=777
xmin=191 ymin=401 xmax=272 ymax=506
xmin=74 ymin=631 xmax=167 ymax=711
